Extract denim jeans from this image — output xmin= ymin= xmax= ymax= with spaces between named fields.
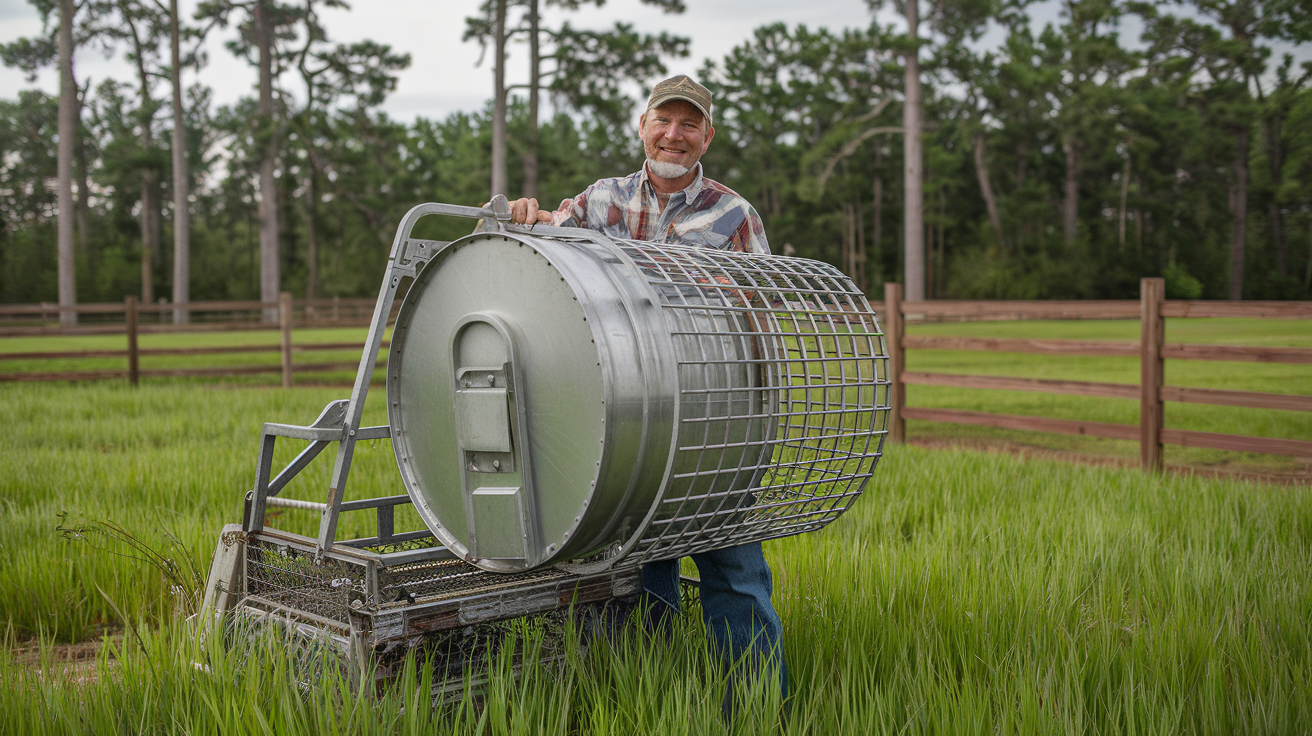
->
xmin=640 ymin=541 xmax=788 ymax=699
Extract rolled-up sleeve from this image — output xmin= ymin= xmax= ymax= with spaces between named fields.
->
xmin=551 ymin=185 xmax=594 ymax=228
xmin=729 ymin=204 xmax=771 ymax=255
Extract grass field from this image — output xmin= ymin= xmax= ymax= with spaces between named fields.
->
xmin=1 ymin=376 xmax=1310 ymax=733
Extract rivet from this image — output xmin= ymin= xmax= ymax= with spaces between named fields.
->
xmin=493 ymin=460 xmax=501 ymax=469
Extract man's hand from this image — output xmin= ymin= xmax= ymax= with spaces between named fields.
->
xmin=508 ymin=197 xmax=555 ymax=225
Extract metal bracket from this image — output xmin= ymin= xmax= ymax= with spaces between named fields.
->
xmin=240 ymin=198 xmax=513 ymax=562
xmin=313 ymin=198 xmax=510 ymax=561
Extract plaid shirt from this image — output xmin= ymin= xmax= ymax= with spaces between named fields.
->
xmin=550 ymin=163 xmax=771 ymax=255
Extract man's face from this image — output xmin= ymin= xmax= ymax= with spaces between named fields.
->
xmin=639 ymin=100 xmax=715 ymax=174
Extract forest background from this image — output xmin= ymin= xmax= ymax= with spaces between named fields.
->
xmin=1 ymin=0 xmax=1311 ymax=312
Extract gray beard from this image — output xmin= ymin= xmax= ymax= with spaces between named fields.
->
xmin=646 ymin=159 xmax=691 ymax=179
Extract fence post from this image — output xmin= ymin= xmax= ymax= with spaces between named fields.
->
xmin=125 ymin=295 xmax=139 ymax=387
xmin=1139 ymin=277 xmax=1165 ymax=470
xmin=884 ymin=282 xmax=905 ymax=443
xmin=280 ymin=292 xmax=293 ymax=389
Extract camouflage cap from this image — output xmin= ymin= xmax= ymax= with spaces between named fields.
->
xmin=645 ymin=75 xmax=713 ymax=126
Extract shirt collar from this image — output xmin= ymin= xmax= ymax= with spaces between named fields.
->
xmin=640 ymin=161 xmax=705 ymax=203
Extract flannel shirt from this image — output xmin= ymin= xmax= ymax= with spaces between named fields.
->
xmin=550 ymin=163 xmax=771 ymax=255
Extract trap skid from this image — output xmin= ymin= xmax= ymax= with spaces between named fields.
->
xmin=199 ymin=197 xmax=647 ymax=690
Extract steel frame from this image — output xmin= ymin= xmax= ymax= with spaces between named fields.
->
xmin=206 ymin=197 xmax=643 ymax=692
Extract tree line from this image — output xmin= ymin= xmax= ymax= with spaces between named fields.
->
xmin=1 ymin=0 xmax=1309 ymax=325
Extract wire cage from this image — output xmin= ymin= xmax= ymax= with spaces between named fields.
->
xmin=388 ymin=225 xmax=890 ymax=572
xmin=611 ymin=238 xmax=890 ymax=565
xmin=208 ymin=199 xmax=890 ymax=695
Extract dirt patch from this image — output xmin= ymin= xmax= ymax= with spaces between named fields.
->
xmin=9 ymin=628 xmax=122 ymax=686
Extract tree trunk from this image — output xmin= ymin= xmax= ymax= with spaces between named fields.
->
xmin=127 ymin=4 xmax=160 ymax=304
xmin=170 ymin=0 xmax=190 ymax=324
xmin=56 ymin=0 xmax=77 ymax=326
xmin=938 ymin=195 xmax=946 ymax=297
xmin=256 ymin=0 xmax=280 ymax=321
xmin=1062 ymin=135 xmax=1078 ymax=246
xmin=74 ymin=84 xmax=90 ymax=270
xmin=1118 ymin=155 xmax=1129 ymax=252
xmin=842 ymin=202 xmax=852 ymax=276
xmin=856 ymin=194 xmax=866 ymax=292
xmin=305 ymin=167 xmax=318 ymax=301
xmin=1263 ymin=116 xmax=1285 ymax=275
xmin=1134 ymin=201 xmax=1143 ymax=257
xmin=973 ymin=132 xmax=1005 ymax=251
xmin=873 ymin=146 xmax=882 ymax=269
xmin=490 ymin=0 xmax=508 ymax=197
xmin=925 ymin=213 xmax=934 ymax=299
xmin=1229 ymin=128 xmax=1248 ymax=300
xmin=140 ymin=175 xmax=158 ymax=303
xmin=522 ymin=0 xmax=539 ymax=200
xmin=901 ymin=0 xmax=924 ymax=301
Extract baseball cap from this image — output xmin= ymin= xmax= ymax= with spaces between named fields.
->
xmin=645 ymin=75 xmax=713 ymax=126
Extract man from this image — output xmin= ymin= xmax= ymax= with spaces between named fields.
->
xmin=506 ymin=75 xmax=786 ymax=704
xmin=507 ymin=75 xmax=769 ymax=256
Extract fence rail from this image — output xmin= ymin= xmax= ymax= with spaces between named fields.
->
xmin=883 ymin=279 xmax=1312 ymax=467
xmin=0 ymin=295 xmax=384 ymax=337
xmin=0 ymin=293 xmax=392 ymax=386
xmin=3 ymin=287 xmax=1310 ymax=467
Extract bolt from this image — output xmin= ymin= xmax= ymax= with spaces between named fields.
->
xmin=492 ymin=460 xmax=501 ymax=469
xmin=487 ymin=374 xmax=495 ymax=384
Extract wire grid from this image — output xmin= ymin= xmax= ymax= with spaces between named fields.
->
xmin=245 ymin=539 xmax=579 ymax=622
xmin=378 ymin=559 xmax=571 ymax=604
xmin=614 ymin=240 xmax=889 ymax=565
xmin=245 ymin=539 xmax=369 ymax=624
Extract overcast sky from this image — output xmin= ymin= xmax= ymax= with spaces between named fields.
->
xmin=0 ymin=0 xmax=1000 ymax=121
xmin=0 ymin=0 xmax=1307 ymax=123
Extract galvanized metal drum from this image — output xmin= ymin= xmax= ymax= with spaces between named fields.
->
xmin=387 ymin=227 xmax=888 ymax=573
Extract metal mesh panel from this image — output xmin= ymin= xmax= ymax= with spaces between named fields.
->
xmin=245 ymin=539 xmax=368 ymax=624
xmin=378 ymin=559 xmax=571 ymax=604
xmin=614 ymin=240 xmax=889 ymax=565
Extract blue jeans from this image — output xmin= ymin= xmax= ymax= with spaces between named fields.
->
xmin=640 ymin=541 xmax=788 ymax=699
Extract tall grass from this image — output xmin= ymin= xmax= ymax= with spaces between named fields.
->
xmin=0 ymin=383 xmax=407 ymax=639
xmin=1 ymin=378 xmax=1310 ymax=733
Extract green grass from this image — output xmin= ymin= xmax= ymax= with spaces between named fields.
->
xmin=2 ymin=381 xmax=1310 ymax=733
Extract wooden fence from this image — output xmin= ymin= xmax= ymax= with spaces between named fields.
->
xmin=882 ymin=278 xmax=1312 ymax=468
xmin=0 ymin=295 xmax=379 ymax=336
xmin=3 ymin=284 xmax=1311 ymax=468
xmin=0 ymin=293 xmax=391 ymax=386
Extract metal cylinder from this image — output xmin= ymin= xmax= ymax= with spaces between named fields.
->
xmin=387 ymin=228 xmax=888 ymax=573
